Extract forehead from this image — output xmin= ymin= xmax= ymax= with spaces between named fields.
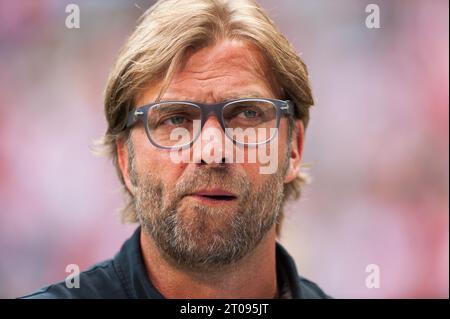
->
xmin=137 ymin=39 xmax=279 ymax=104
xmin=180 ymin=39 xmax=268 ymax=78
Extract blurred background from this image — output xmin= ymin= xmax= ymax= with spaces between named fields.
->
xmin=0 ymin=0 xmax=448 ymax=298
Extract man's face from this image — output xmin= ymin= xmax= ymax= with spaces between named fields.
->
xmin=118 ymin=39 xmax=303 ymax=270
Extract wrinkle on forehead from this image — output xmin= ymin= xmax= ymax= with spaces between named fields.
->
xmin=178 ymin=39 xmax=273 ymax=84
xmin=136 ymin=39 xmax=281 ymax=105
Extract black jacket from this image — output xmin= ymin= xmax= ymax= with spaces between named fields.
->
xmin=21 ymin=227 xmax=329 ymax=299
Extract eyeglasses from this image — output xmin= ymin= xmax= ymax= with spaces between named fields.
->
xmin=126 ymin=98 xmax=294 ymax=149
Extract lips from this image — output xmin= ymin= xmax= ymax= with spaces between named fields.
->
xmin=189 ymin=188 xmax=237 ymax=202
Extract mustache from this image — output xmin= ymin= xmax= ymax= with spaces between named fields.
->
xmin=173 ymin=165 xmax=250 ymax=200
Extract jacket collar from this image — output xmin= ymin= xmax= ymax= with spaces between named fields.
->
xmin=113 ymin=227 xmax=304 ymax=298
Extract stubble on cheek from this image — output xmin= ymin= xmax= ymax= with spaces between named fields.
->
xmin=131 ymin=142 xmax=287 ymax=269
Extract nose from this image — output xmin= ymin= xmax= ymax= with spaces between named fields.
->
xmin=192 ymin=115 xmax=231 ymax=165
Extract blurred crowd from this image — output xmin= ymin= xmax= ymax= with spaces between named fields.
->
xmin=0 ymin=0 xmax=448 ymax=298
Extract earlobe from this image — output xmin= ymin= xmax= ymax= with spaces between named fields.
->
xmin=284 ymin=120 xmax=304 ymax=184
xmin=116 ymin=137 xmax=134 ymax=194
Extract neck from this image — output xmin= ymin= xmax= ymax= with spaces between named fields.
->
xmin=140 ymin=226 xmax=278 ymax=299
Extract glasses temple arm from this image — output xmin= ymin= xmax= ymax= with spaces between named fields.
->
xmin=280 ymin=100 xmax=295 ymax=116
xmin=126 ymin=109 xmax=144 ymax=128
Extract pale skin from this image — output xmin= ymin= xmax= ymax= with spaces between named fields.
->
xmin=117 ymin=39 xmax=305 ymax=298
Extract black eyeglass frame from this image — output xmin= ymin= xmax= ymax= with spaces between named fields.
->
xmin=126 ymin=98 xmax=295 ymax=149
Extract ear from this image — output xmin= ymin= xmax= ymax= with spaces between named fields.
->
xmin=116 ymin=136 xmax=134 ymax=194
xmin=284 ymin=120 xmax=304 ymax=184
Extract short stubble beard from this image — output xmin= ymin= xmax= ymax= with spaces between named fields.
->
xmin=128 ymin=139 xmax=290 ymax=272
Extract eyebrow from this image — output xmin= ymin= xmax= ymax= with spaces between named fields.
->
xmin=221 ymin=92 xmax=265 ymax=100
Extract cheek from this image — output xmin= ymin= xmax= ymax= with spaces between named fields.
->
xmin=231 ymin=120 xmax=290 ymax=185
xmin=248 ymin=122 xmax=289 ymax=170
xmin=132 ymin=129 xmax=187 ymax=184
xmin=239 ymin=161 xmax=260 ymax=184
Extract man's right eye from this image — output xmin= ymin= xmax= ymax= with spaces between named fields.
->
xmin=162 ymin=115 xmax=187 ymax=126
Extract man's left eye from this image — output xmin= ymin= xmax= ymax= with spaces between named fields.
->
xmin=238 ymin=109 xmax=259 ymax=118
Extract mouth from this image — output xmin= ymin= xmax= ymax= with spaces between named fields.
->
xmin=188 ymin=188 xmax=238 ymax=203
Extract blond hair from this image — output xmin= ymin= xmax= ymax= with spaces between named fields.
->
xmin=100 ymin=0 xmax=314 ymax=235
